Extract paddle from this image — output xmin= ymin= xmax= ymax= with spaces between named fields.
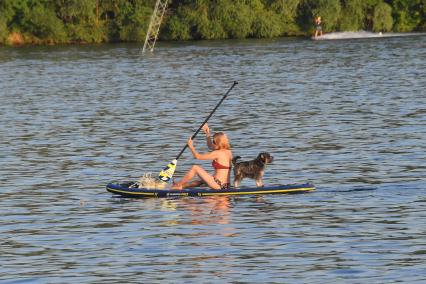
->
xmin=158 ymin=81 xmax=238 ymax=182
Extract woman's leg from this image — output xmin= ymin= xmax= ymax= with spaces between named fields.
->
xmin=173 ymin=165 xmax=220 ymax=189
xmin=186 ymin=179 xmax=205 ymax=188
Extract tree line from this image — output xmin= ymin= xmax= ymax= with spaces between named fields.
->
xmin=1 ymin=0 xmax=425 ymax=45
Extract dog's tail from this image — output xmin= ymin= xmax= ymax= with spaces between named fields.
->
xmin=232 ymin=156 xmax=241 ymax=166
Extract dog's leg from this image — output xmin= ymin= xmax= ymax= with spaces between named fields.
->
xmin=233 ymin=178 xmax=241 ymax=188
xmin=256 ymin=170 xmax=265 ymax=187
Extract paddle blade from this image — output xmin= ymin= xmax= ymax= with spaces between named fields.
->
xmin=158 ymin=159 xmax=177 ymax=182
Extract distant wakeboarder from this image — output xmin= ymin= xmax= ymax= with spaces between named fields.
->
xmin=314 ymin=16 xmax=323 ymax=39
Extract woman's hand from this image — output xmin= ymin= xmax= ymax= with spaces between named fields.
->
xmin=203 ymin=123 xmax=214 ymax=150
xmin=187 ymin=137 xmax=194 ymax=149
xmin=202 ymin=123 xmax=210 ymax=136
xmin=188 ymin=137 xmax=199 ymax=159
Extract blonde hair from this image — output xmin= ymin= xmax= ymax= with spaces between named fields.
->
xmin=213 ymin=132 xmax=231 ymax=150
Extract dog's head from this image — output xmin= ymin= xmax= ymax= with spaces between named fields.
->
xmin=257 ymin=152 xmax=274 ymax=165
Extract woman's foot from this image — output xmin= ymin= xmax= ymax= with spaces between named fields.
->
xmin=171 ymin=182 xmax=184 ymax=190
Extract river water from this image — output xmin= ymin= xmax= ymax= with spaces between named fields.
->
xmin=1 ymin=35 xmax=426 ymax=283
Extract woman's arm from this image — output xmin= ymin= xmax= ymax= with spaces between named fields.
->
xmin=202 ymin=123 xmax=214 ymax=150
xmin=188 ymin=137 xmax=218 ymax=160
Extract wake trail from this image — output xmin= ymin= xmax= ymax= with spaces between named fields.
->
xmin=313 ymin=30 xmax=426 ymax=40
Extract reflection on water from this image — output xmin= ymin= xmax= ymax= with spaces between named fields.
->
xmin=154 ymin=197 xmax=231 ymax=226
xmin=180 ymin=196 xmax=232 ymax=226
xmin=1 ymin=35 xmax=426 ymax=283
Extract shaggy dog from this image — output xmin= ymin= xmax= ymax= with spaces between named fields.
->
xmin=232 ymin=152 xmax=274 ymax=188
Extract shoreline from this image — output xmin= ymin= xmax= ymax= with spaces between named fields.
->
xmin=3 ymin=31 xmax=426 ymax=47
xmin=2 ymin=32 xmax=309 ymax=47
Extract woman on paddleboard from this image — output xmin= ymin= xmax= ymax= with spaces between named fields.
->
xmin=172 ymin=123 xmax=233 ymax=190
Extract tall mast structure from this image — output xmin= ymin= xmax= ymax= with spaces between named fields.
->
xmin=142 ymin=0 xmax=169 ymax=53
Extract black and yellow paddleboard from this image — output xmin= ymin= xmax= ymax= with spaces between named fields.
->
xmin=106 ymin=182 xmax=315 ymax=198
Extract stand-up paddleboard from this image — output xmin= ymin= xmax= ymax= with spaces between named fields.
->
xmin=106 ymin=182 xmax=315 ymax=198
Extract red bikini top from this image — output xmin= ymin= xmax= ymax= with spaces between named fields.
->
xmin=212 ymin=160 xmax=231 ymax=170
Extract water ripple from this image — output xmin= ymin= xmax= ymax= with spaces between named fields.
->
xmin=1 ymin=36 xmax=426 ymax=283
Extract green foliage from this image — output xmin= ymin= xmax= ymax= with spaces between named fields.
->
xmin=373 ymin=2 xmax=393 ymax=32
xmin=339 ymin=0 xmax=366 ymax=31
xmin=421 ymin=1 xmax=426 ymax=30
xmin=116 ymin=2 xmax=152 ymax=42
xmin=391 ymin=0 xmax=423 ymax=32
xmin=162 ymin=13 xmax=192 ymax=40
xmin=0 ymin=18 xmax=8 ymax=43
xmin=270 ymin=0 xmax=302 ymax=35
xmin=162 ymin=5 xmax=200 ymax=40
xmin=217 ymin=0 xmax=252 ymax=39
xmin=178 ymin=2 xmax=223 ymax=39
xmin=0 ymin=0 xmax=425 ymax=45
xmin=251 ymin=7 xmax=282 ymax=38
xmin=27 ymin=3 xmax=67 ymax=42
xmin=195 ymin=5 xmax=226 ymax=40
xmin=58 ymin=0 xmax=105 ymax=43
xmin=1 ymin=0 xmax=30 ymax=32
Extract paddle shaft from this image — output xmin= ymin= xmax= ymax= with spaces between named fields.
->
xmin=174 ymin=81 xmax=238 ymax=160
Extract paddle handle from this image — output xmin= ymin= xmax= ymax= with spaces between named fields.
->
xmin=175 ymin=81 xmax=238 ymax=160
